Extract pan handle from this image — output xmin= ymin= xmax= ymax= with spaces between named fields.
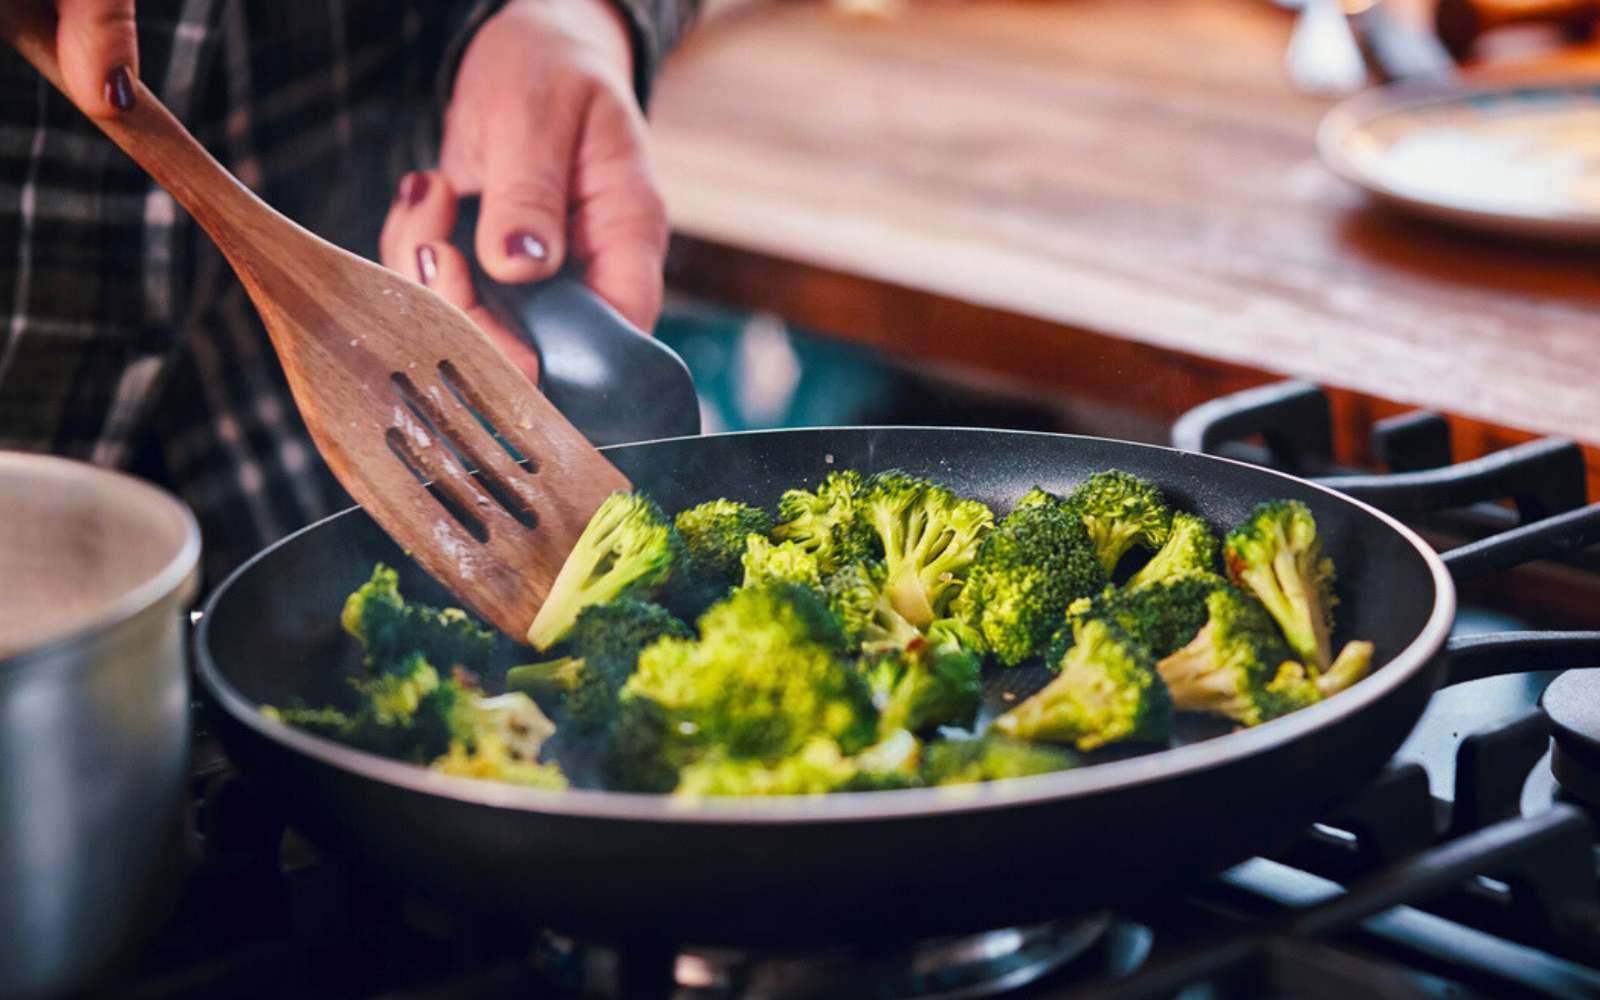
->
xmin=1446 ymin=630 xmax=1600 ymax=686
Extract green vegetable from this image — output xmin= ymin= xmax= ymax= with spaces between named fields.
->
xmin=921 ymin=737 xmax=1077 ymax=786
xmin=676 ymin=499 xmax=774 ymax=584
xmin=993 ymin=618 xmax=1172 ymax=751
xmin=861 ymin=471 xmax=993 ymax=628
xmin=623 ymin=584 xmax=876 ymax=764
xmin=773 ymin=470 xmax=878 ymax=574
xmin=1053 ymin=574 xmax=1222 ymax=665
xmin=824 ymin=560 xmax=922 ymax=653
xmin=1126 ymin=510 xmax=1219 ymax=591
xmin=526 ymin=492 xmax=681 ymax=651
xmin=956 ymin=495 xmax=1108 ymax=666
xmin=1064 ymin=470 xmax=1173 ymax=575
xmin=506 ymin=599 xmax=691 ymax=731
xmin=742 ymin=534 xmax=825 ymax=590
xmin=1223 ymin=499 xmax=1336 ymax=670
xmin=340 ymin=564 xmax=495 ymax=675
xmin=859 ymin=640 xmax=982 ymax=736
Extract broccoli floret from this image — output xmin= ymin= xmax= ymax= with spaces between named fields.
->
xmin=926 ymin=615 xmax=988 ymax=657
xmin=844 ymin=729 xmax=924 ymax=790
xmin=1067 ymin=575 xmax=1222 ymax=662
xmin=859 ymin=641 xmax=982 ymax=736
xmin=773 ymin=470 xmax=879 ymax=574
xmin=599 ymin=695 xmax=685 ymax=793
xmin=993 ymin=618 xmax=1172 ymax=751
xmin=622 ymin=584 xmax=875 ymax=762
xmin=1015 ymin=486 xmax=1060 ymax=510
xmin=956 ymin=497 xmax=1108 ymax=666
xmin=1064 ymin=471 xmax=1173 ymax=575
xmin=506 ymin=599 xmax=691 ymax=731
xmin=921 ymin=737 xmax=1077 ymax=786
xmin=1126 ymin=511 xmax=1219 ymax=591
xmin=741 ymin=534 xmax=825 ymax=590
xmin=861 ymin=471 xmax=993 ymax=628
xmin=824 ymin=560 xmax=922 ymax=653
xmin=340 ymin=564 xmax=495 ymax=674
xmin=526 ymin=492 xmax=680 ymax=650
xmin=675 ymin=737 xmax=860 ymax=798
xmin=431 ymin=736 xmax=569 ymax=789
xmin=676 ymin=500 xmax=774 ymax=584
xmin=1224 ymin=500 xmax=1337 ymax=671
xmin=1154 ymin=585 xmax=1316 ymax=726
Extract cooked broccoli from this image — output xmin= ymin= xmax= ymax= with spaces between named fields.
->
xmin=675 ymin=737 xmax=859 ymax=797
xmin=340 ymin=564 xmax=495 ymax=674
xmin=845 ymin=728 xmax=924 ymax=790
xmin=956 ymin=497 xmax=1108 ymax=666
xmin=675 ymin=500 xmax=774 ymax=584
xmin=926 ymin=615 xmax=988 ymax=657
xmin=993 ymin=618 xmax=1172 ymax=751
xmin=859 ymin=640 xmax=982 ymax=735
xmin=861 ymin=471 xmax=993 ymax=628
xmin=1126 ymin=511 xmax=1219 ymax=591
xmin=506 ymin=599 xmax=691 ymax=732
xmin=598 ymin=695 xmax=686 ymax=793
xmin=1224 ymin=500 xmax=1336 ymax=671
xmin=773 ymin=470 xmax=879 ymax=574
xmin=742 ymin=534 xmax=825 ymax=591
xmin=1154 ymin=585 xmax=1316 ymax=726
xmin=1065 ymin=575 xmax=1221 ymax=662
xmin=921 ymin=737 xmax=1077 ymax=786
xmin=622 ymin=584 xmax=875 ymax=762
xmin=1015 ymin=486 xmax=1060 ymax=510
xmin=824 ymin=560 xmax=922 ymax=653
xmin=526 ymin=492 xmax=681 ymax=651
xmin=431 ymin=736 xmax=569 ymax=789
xmin=1064 ymin=471 xmax=1173 ymax=575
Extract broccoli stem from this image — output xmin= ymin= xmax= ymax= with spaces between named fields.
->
xmin=505 ymin=657 xmax=584 ymax=697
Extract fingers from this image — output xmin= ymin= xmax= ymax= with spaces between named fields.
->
xmin=55 ymin=0 xmax=139 ymax=118
xmin=569 ymin=96 xmax=669 ymax=332
xmin=379 ymin=170 xmax=539 ymax=384
xmin=473 ymin=84 xmax=589 ymax=285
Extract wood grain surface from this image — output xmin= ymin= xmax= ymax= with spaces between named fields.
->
xmin=0 ymin=5 xmax=628 ymax=638
xmin=649 ymin=0 xmax=1600 ymax=479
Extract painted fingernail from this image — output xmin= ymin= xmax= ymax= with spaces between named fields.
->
xmin=104 ymin=66 xmax=135 ymax=112
xmin=396 ymin=171 xmax=428 ymax=207
xmin=504 ymin=231 xmax=547 ymax=261
xmin=416 ymin=244 xmax=438 ymax=285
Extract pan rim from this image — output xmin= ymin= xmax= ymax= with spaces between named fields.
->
xmin=195 ymin=426 xmax=1455 ymax=825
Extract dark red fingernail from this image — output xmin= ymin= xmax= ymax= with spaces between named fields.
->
xmin=504 ymin=231 xmax=547 ymax=261
xmin=416 ymin=244 xmax=438 ymax=285
xmin=104 ymin=66 xmax=134 ymax=112
xmin=397 ymin=171 xmax=428 ymax=207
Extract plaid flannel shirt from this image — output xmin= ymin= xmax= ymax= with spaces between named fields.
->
xmin=0 ymin=0 xmax=696 ymax=586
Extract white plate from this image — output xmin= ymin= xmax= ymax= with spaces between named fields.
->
xmin=1319 ymin=79 xmax=1600 ymax=242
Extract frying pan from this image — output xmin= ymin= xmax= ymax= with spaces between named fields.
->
xmin=196 ymin=426 xmax=1457 ymax=944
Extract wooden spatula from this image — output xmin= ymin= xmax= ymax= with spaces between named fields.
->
xmin=0 ymin=7 xmax=629 ymax=639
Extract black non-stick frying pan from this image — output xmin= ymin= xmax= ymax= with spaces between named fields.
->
xmin=196 ymin=426 xmax=1458 ymax=944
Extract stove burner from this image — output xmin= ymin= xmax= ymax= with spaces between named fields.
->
xmin=1543 ymin=670 xmax=1600 ymax=807
xmin=531 ymin=916 xmax=1114 ymax=999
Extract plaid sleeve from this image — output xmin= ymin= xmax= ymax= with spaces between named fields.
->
xmin=434 ymin=0 xmax=700 ymax=115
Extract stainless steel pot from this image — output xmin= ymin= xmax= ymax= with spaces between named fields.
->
xmin=0 ymin=452 xmax=199 ymax=998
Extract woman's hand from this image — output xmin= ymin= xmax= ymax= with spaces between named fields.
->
xmin=34 ymin=0 xmax=139 ymax=118
xmin=380 ymin=0 xmax=670 ymax=372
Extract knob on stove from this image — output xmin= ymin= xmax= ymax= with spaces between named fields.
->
xmin=1542 ymin=671 xmax=1600 ymax=807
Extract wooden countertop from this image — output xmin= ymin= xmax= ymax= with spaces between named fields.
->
xmin=647 ymin=0 xmax=1600 ymax=476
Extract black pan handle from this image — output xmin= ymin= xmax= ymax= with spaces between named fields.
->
xmin=1445 ymin=630 xmax=1600 ymax=686
xmin=447 ymin=197 xmax=700 ymax=447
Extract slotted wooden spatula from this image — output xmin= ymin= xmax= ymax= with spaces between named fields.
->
xmin=0 ymin=7 xmax=629 ymax=639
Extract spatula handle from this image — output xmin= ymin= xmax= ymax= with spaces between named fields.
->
xmin=0 ymin=4 xmax=284 ymax=274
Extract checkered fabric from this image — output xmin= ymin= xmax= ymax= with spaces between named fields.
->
xmin=0 ymin=0 xmax=697 ymax=586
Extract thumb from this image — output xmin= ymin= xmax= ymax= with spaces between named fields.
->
xmin=55 ymin=0 xmax=139 ymax=118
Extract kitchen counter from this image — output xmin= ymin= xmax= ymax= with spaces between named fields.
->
xmin=648 ymin=0 xmax=1600 ymax=490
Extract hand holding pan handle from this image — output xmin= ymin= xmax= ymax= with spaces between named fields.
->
xmin=448 ymin=196 xmax=700 ymax=447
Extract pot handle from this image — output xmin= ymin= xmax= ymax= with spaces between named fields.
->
xmin=1446 ymin=630 xmax=1600 ymax=686
xmin=448 ymin=197 xmax=701 ymax=447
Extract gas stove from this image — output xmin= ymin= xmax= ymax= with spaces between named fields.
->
xmin=101 ymin=380 xmax=1600 ymax=999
